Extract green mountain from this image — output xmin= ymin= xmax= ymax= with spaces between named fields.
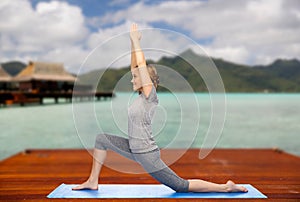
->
xmin=1 ymin=50 xmax=299 ymax=92
xmin=78 ymin=49 xmax=300 ymax=92
xmin=212 ymin=58 xmax=300 ymax=92
xmin=254 ymin=59 xmax=300 ymax=91
xmin=77 ymin=67 xmax=130 ymax=92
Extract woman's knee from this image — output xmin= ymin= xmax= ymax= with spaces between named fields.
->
xmin=175 ymin=180 xmax=189 ymax=193
xmin=95 ymin=133 xmax=108 ymax=150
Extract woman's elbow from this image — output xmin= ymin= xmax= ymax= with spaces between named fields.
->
xmin=137 ymin=61 xmax=146 ymax=67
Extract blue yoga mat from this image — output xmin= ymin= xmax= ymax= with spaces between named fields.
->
xmin=47 ymin=184 xmax=267 ymax=198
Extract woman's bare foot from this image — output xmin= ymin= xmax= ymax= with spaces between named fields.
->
xmin=72 ymin=179 xmax=98 ymax=191
xmin=225 ymin=180 xmax=248 ymax=192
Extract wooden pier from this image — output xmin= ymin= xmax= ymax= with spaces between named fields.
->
xmin=0 ymin=91 xmax=114 ymax=106
xmin=0 ymin=148 xmax=299 ymax=201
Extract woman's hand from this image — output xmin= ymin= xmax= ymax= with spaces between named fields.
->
xmin=130 ymin=23 xmax=141 ymax=43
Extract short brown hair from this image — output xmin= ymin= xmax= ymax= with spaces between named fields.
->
xmin=147 ymin=64 xmax=159 ymax=88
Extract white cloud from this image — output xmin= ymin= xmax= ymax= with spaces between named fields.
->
xmin=203 ymin=46 xmax=249 ymax=65
xmin=1 ymin=0 xmax=299 ymax=72
xmin=0 ymin=0 xmax=89 ymax=71
xmin=34 ymin=1 xmax=88 ymax=44
xmin=98 ymin=0 xmax=300 ymax=65
xmin=38 ymin=45 xmax=90 ymax=73
xmin=81 ymin=21 xmax=190 ymax=73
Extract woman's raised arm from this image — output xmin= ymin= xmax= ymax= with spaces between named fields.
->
xmin=130 ymin=23 xmax=153 ymax=97
xmin=130 ymin=23 xmax=146 ymax=67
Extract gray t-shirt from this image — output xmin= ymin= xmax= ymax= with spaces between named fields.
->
xmin=128 ymin=86 xmax=159 ymax=153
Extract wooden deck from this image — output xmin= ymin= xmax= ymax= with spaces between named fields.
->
xmin=0 ymin=148 xmax=299 ymax=201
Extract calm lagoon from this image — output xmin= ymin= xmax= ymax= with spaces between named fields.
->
xmin=1 ymin=93 xmax=299 ymax=160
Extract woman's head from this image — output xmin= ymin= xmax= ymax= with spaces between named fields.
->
xmin=130 ymin=64 xmax=159 ymax=91
xmin=131 ymin=65 xmax=159 ymax=91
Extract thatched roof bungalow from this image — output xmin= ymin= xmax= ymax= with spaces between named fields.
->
xmin=0 ymin=66 xmax=12 ymax=82
xmin=14 ymin=61 xmax=76 ymax=92
xmin=0 ymin=66 xmax=12 ymax=90
xmin=14 ymin=61 xmax=75 ymax=82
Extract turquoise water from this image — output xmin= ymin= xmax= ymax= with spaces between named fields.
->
xmin=0 ymin=93 xmax=299 ymax=160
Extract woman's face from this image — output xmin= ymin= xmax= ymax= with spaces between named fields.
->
xmin=131 ymin=69 xmax=142 ymax=91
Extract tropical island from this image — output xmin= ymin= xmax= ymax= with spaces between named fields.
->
xmin=1 ymin=49 xmax=300 ymax=94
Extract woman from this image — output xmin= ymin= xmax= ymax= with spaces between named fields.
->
xmin=73 ymin=23 xmax=248 ymax=193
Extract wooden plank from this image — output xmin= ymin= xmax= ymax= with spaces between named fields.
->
xmin=0 ymin=149 xmax=299 ymax=201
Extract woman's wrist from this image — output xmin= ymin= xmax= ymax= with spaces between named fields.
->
xmin=131 ymin=39 xmax=141 ymax=48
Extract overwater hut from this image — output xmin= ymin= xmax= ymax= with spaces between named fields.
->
xmin=0 ymin=65 xmax=12 ymax=91
xmin=14 ymin=61 xmax=76 ymax=92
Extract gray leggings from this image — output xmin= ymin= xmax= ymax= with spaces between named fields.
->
xmin=95 ymin=133 xmax=189 ymax=193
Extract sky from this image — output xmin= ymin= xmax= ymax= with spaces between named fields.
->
xmin=0 ymin=0 xmax=299 ymax=73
